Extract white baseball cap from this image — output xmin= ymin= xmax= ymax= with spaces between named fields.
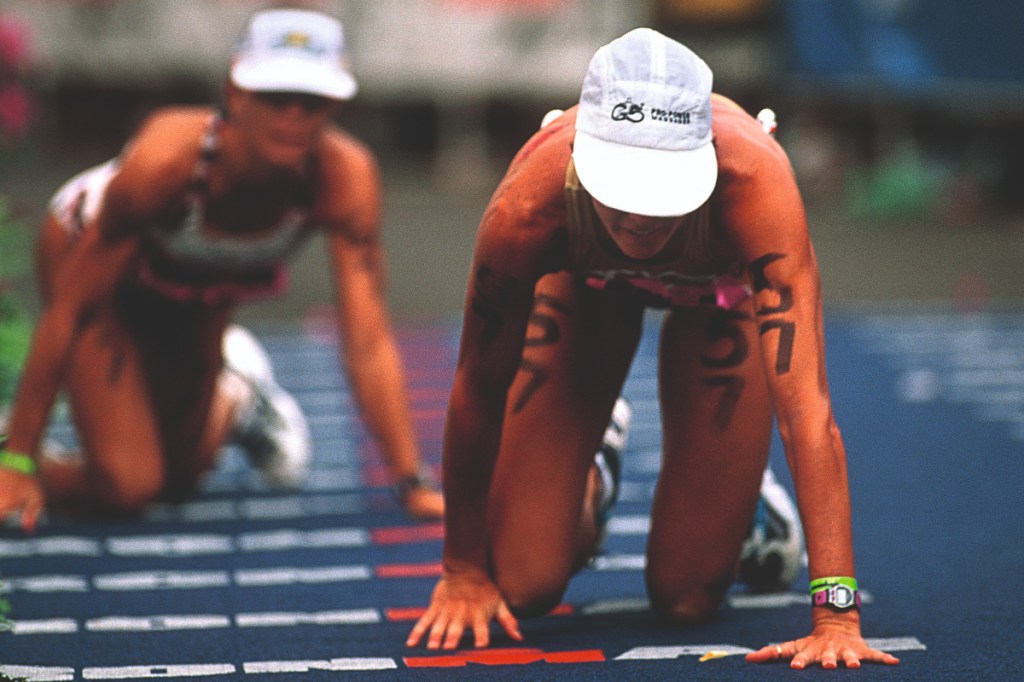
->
xmin=573 ymin=28 xmax=717 ymax=217
xmin=231 ymin=9 xmax=357 ymax=101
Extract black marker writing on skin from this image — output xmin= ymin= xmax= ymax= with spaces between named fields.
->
xmin=701 ymin=309 xmax=753 ymax=430
xmin=513 ymin=295 xmax=570 ymax=413
xmin=470 ymin=265 xmax=519 ymax=346
xmin=701 ymin=309 xmax=751 ymax=369
xmin=750 ymin=252 xmax=795 ymax=375
xmin=524 ymin=294 xmax=569 ymax=347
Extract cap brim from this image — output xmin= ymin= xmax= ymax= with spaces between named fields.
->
xmin=232 ymin=56 xmax=357 ymax=100
xmin=572 ymin=129 xmax=717 ymax=217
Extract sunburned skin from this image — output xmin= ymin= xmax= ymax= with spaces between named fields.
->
xmin=408 ymin=27 xmax=900 ymax=665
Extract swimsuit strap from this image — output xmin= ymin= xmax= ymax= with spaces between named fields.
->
xmin=186 ymin=112 xmax=222 ymax=206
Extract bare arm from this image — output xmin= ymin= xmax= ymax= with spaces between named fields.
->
xmin=408 ymin=115 xmax=572 ymax=649
xmin=715 ymin=102 xmax=898 ymax=668
xmin=0 ymin=166 xmax=141 ymax=531
xmin=440 ymin=115 xmax=572 ymax=574
xmin=328 ymin=228 xmax=423 ymax=486
xmin=321 ymin=136 xmax=426 ymax=492
xmin=5 ymin=221 xmax=139 ymax=458
xmin=404 ymin=197 xmax=547 ymax=651
xmin=441 ymin=246 xmax=539 ymax=571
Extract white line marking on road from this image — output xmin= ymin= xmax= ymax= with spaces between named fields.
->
xmin=235 ymin=608 xmax=380 ymax=627
xmin=236 ymin=528 xmax=368 ymax=552
xmin=82 ymin=664 xmax=237 ymax=679
xmin=233 ymin=565 xmax=371 ymax=586
xmin=3 ymin=575 xmax=89 ymax=593
xmin=85 ymin=615 xmax=231 ymax=632
xmin=4 ymin=564 xmax=373 ymax=594
xmin=615 ymin=645 xmax=755 ymax=660
xmin=106 ymin=535 xmax=234 ymax=557
xmin=9 ymin=619 xmax=78 ymax=635
xmin=94 ymin=571 xmax=230 ymax=591
xmin=0 ymin=666 xmax=75 ymax=682
xmin=590 ymin=553 xmax=646 ymax=571
xmin=243 ymin=658 xmax=397 ymax=673
xmin=0 ymin=536 xmax=101 ymax=558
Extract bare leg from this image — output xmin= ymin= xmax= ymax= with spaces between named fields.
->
xmin=646 ymin=302 xmax=774 ymax=622
xmin=34 ymin=216 xmax=232 ymax=514
xmin=487 ymin=273 xmax=644 ymax=616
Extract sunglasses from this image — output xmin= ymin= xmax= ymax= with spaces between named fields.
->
xmin=254 ymin=91 xmax=335 ymax=114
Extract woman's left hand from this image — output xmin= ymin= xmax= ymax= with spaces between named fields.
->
xmin=746 ymin=620 xmax=900 ymax=669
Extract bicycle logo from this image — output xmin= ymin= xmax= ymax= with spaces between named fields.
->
xmin=611 ymin=99 xmax=645 ymax=123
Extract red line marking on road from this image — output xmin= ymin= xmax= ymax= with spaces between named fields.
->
xmin=376 ymin=562 xmax=443 ymax=578
xmin=385 ymin=607 xmax=428 ymax=621
xmin=404 ymin=647 xmax=605 ymax=668
xmin=372 ymin=524 xmax=444 ymax=545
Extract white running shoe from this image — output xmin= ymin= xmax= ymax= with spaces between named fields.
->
xmin=594 ymin=397 xmax=633 ymax=540
xmin=223 ymin=325 xmax=310 ymax=489
xmin=738 ymin=467 xmax=805 ymax=592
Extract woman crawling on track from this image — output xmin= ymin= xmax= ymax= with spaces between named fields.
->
xmin=406 ymin=28 xmax=899 ymax=670
xmin=0 ymin=8 xmax=443 ymax=528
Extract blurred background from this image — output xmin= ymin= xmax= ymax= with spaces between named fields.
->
xmin=1 ymin=0 xmax=1023 ymax=339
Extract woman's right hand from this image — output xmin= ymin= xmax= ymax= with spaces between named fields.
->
xmin=406 ymin=566 xmax=522 ymax=650
xmin=0 ymin=469 xmax=45 ymax=533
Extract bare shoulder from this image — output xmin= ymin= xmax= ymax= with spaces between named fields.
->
xmin=122 ymin=107 xmax=211 ymax=173
xmin=111 ymin=106 xmax=213 ymax=218
xmin=478 ymin=107 xmax=574 ymax=268
xmin=313 ymin=126 xmax=381 ymax=237
xmin=711 ymin=95 xmax=792 ymax=182
xmin=500 ymin=106 xmax=576 ymax=211
xmin=710 ymin=95 xmax=808 ymax=257
xmin=317 ymin=125 xmax=379 ymax=181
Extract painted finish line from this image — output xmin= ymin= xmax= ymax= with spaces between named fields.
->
xmin=0 ymin=638 xmax=925 ymax=680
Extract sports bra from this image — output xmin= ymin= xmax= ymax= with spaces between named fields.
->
xmin=48 ymin=114 xmax=317 ymax=305
xmin=143 ymin=114 xmax=312 ymax=270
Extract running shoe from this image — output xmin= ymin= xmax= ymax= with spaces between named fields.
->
xmin=593 ymin=396 xmax=633 ymax=543
xmin=223 ymin=325 xmax=310 ymax=489
xmin=738 ymin=467 xmax=805 ymax=592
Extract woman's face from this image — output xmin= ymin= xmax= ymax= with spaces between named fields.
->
xmin=229 ymin=87 xmax=338 ymax=171
xmin=591 ymin=197 xmax=687 ymax=260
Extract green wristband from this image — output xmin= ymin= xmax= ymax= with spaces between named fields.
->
xmin=809 ymin=576 xmax=858 ymax=594
xmin=0 ymin=450 xmax=37 ymax=476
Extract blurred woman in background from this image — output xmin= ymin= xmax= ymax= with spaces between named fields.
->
xmin=0 ymin=8 xmax=443 ymax=529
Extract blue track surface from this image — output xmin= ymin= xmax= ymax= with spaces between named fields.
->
xmin=2 ymin=309 xmax=1022 ymax=680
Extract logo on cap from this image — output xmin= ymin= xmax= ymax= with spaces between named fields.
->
xmin=651 ymin=108 xmax=691 ymax=125
xmin=276 ymin=31 xmax=326 ymax=55
xmin=611 ymin=99 xmax=645 ymax=123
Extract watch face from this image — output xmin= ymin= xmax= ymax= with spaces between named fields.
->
xmin=831 ymin=585 xmax=855 ymax=608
